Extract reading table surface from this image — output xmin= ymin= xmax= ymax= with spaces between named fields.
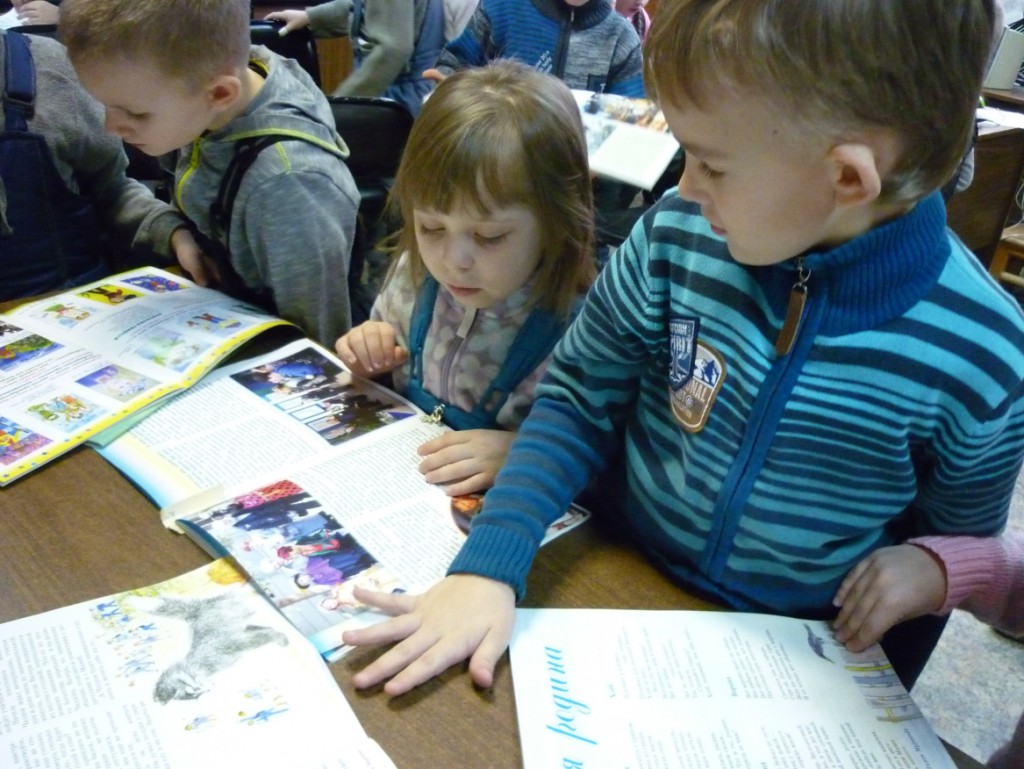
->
xmin=0 ymin=448 xmax=984 ymax=769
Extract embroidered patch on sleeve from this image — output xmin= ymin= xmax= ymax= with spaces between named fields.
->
xmin=669 ymin=334 xmax=726 ymax=433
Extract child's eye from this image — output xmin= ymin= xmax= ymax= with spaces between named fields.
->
xmin=475 ymin=233 xmax=508 ymax=246
xmin=417 ymin=223 xmax=444 ymax=238
xmin=699 ymin=162 xmax=723 ymax=179
xmin=125 ymin=110 xmax=150 ymax=121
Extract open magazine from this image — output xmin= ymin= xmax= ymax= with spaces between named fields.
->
xmin=0 ymin=561 xmax=395 ymax=769
xmin=510 ymin=609 xmax=957 ymax=769
xmin=0 ymin=267 xmax=293 ymax=485
xmin=97 ymin=338 xmax=590 ymax=661
xmin=575 ymin=90 xmax=680 ymax=190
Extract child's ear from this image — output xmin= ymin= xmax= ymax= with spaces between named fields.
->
xmin=206 ymin=74 xmax=243 ymax=112
xmin=827 ymin=143 xmax=883 ymax=207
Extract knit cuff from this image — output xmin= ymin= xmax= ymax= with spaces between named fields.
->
xmin=908 ymin=536 xmax=1008 ymax=614
xmin=447 ymin=522 xmax=540 ymax=602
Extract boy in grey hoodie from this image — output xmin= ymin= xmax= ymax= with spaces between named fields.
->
xmin=60 ymin=0 xmax=360 ymax=346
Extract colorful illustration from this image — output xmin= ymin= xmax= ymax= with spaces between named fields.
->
xmin=0 ymin=416 xmax=51 ymax=465
xmin=182 ymin=483 xmax=399 ymax=639
xmin=0 ymin=334 xmax=64 ymax=373
xmin=230 ymin=349 xmax=415 ymax=446
xmin=78 ymin=284 xmax=144 ymax=305
xmin=39 ymin=302 xmax=92 ymax=328
xmin=26 ymin=393 xmax=103 ymax=431
xmin=124 ymin=274 xmax=186 ymax=293
xmin=185 ymin=312 xmax=243 ymax=335
xmin=134 ymin=326 xmax=210 ymax=372
xmin=77 ymin=363 xmax=158 ymax=402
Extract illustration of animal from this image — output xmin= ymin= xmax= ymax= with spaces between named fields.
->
xmin=148 ymin=592 xmax=288 ymax=703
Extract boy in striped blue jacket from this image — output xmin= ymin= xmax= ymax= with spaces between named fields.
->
xmin=341 ymin=0 xmax=1024 ymax=696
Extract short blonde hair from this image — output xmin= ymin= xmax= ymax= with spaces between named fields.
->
xmin=644 ymin=0 xmax=996 ymax=205
xmin=386 ymin=60 xmax=595 ymax=319
xmin=61 ymin=0 xmax=251 ymax=89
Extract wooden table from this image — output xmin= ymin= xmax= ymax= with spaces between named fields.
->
xmin=0 ymin=449 xmax=984 ymax=769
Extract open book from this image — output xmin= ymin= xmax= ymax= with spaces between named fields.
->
xmin=575 ymin=90 xmax=680 ymax=190
xmin=0 ymin=267 xmax=293 ymax=485
xmin=510 ymin=608 xmax=957 ymax=769
xmin=97 ymin=337 xmax=589 ymax=661
xmin=0 ymin=561 xmax=395 ymax=769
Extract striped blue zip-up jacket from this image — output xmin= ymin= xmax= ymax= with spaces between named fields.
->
xmin=436 ymin=0 xmax=644 ymax=97
xmin=449 ymin=191 xmax=1024 ymax=617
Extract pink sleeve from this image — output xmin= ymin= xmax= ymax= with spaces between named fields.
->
xmin=909 ymin=532 xmax=1024 ymax=635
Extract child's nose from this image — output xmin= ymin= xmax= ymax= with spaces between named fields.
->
xmin=104 ymin=110 xmax=130 ymax=138
xmin=677 ymin=161 xmax=707 ymax=204
xmin=444 ymin=238 xmax=475 ymax=270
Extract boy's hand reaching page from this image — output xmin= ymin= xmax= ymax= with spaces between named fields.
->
xmin=418 ymin=429 xmax=515 ymax=496
xmin=831 ymin=544 xmax=947 ymax=651
xmin=170 ymin=227 xmax=220 ymax=287
xmin=335 ymin=321 xmax=409 ymax=379
xmin=342 ymin=574 xmax=516 ymax=695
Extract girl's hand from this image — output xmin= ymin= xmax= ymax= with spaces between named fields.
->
xmin=831 ymin=544 xmax=947 ymax=652
xmin=335 ymin=321 xmax=408 ymax=379
xmin=342 ymin=574 xmax=516 ymax=695
xmin=418 ymin=429 xmax=514 ymax=496
xmin=262 ymin=9 xmax=310 ymax=35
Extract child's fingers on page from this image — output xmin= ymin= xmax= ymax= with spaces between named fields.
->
xmin=350 ymin=585 xmax=417 ymax=616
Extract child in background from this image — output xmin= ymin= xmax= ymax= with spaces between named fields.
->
xmin=0 ymin=29 xmax=193 ymax=301
xmin=614 ymin=0 xmax=650 ymax=43
xmin=433 ymin=0 xmax=644 ymax=97
xmin=335 ymin=60 xmax=595 ymax=497
xmin=59 ymin=0 xmax=360 ymax=346
xmin=833 ymin=532 xmax=1024 ymax=768
xmin=338 ymin=0 xmax=1024 ymax=697
xmin=265 ymin=0 xmax=444 ymax=117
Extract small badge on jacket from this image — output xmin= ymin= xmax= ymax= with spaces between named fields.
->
xmin=667 ymin=318 xmax=725 ymax=432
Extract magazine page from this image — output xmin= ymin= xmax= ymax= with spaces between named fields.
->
xmin=97 ymin=338 xmax=420 ymax=511
xmin=0 ymin=267 xmax=291 ymax=485
xmin=0 ymin=561 xmax=396 ymax=769
xmin=172 ymin=438 xmax=590 ymax=662
xmin=574 ymin=90 xmax=679 ymax=190
xmin=510 ymin=608 xmax=956 ymax=769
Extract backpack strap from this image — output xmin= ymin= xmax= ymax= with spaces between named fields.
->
xmin=3 ymin=31 xmax=35 ymax=132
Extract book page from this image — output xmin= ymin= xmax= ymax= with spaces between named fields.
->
xmin=574 ymin=90 xmax=680 ymax=190
xmin=510 ymin=609 xmax=955 ymax=769
xmin=0 ymin=267 xmax=290 ymax=485
xmin=171 ymin=427 xmax=590 ymax=662
xmin=97 ymin=338 xmax=419 ymax=510
xmin=0 ymin=562 xmax=395 ymax=769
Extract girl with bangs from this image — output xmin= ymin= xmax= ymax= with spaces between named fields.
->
xmin=335 ymin=59 xmax=595 ymax=497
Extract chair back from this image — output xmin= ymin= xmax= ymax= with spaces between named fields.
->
xmin=250 ymin=19 xmax=320 ymax=87
xmin=328 ymin=96 xmax=415 ymax=324
xmin=946 ymin=124 xmax=1024 ymax=263
xmin=10 ymin=24 xmax=59 ymax=39
xmin=328 ymin=95 xmax=414 ymax=183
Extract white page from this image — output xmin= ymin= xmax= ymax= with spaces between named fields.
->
xmin=0 ymin=564 xmax=395 ymax=769
xmin=510 ymin=608 xmax=956 ymax=769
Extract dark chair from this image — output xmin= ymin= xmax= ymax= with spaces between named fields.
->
xmin=9 ymin=24 xmax=59 ymax=39
xmin=250 ymin=19 xmax=320 ymax=88
xmin=328 ymin=95 xmax=415 ymax=322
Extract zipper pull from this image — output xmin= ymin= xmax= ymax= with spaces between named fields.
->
xmin=775 ymin=258 xmax=810 ymax=357
xmin=421 ymin=404 xmax=445 ymax=424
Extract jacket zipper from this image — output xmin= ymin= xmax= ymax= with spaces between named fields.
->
xmin=701 ymin=256 xmax=814 ymax=577
xmin=438 ymin=306 xmax=477 ymax=403
xmin=553 ymin=9 xmax=573 ymax=79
